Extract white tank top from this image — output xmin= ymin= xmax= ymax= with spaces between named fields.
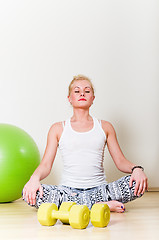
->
xmin=58 ymin=116 xmax=107 ymax=188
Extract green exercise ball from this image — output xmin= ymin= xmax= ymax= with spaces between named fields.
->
xmin=0 ymin=124 xmax=40 ymax=203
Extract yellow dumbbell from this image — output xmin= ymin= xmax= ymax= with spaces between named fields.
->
xmin=37 ymin=202 xmax=90 ymax=229
xmin=38 ymin=202 xmax=110 ymax=229
xmin=90 ymin=203 xmax=110 ymax=228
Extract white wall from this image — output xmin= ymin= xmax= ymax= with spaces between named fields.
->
xmin=0 ymin=0 xmax=158 ymax=188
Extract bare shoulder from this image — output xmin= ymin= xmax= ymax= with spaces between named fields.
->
xmin=101 ymin=120 xmax=116 ymax=137
xmin=48 ymin=122 xmax=63 ymax=141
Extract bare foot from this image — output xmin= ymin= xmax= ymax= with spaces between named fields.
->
xmin=96 ymin=201 xmax=125 ymax=213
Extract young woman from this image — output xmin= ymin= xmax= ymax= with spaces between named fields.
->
xmin=22 ymin=75 xmax=148 ymax=213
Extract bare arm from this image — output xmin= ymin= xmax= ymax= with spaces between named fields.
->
xmin=102 ymin=120 xmax=148 ymax=196
xmin=23 ymin=122 xmax=60 ymax=205
xmin=103 ymin=121 xmax=134 ymax=173
xmin=31 ymin=123 xmax=59 ymax=181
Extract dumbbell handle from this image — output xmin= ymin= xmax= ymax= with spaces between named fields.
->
xmin=52 ymin=210 xmax=69 ymax=222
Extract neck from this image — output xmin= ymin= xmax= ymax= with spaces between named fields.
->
xmin=71 ymin=109 xmax=92 ymax=122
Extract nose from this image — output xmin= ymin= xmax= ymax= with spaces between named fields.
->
xmin=80 ymin=92 xmax=85 ymax=96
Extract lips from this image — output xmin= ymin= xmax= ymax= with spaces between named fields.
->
xmin=78 ymin=98 xmax=87 ymax=101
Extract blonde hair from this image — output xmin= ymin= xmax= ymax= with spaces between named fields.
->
xmin=68 ymin=74 xmax=95 ymax=96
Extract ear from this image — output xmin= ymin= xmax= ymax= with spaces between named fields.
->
xmin=68 ymin=95 xmax=72 ymax=104
xmin=92 ymin=96 xmax=95 ymax=102
xmin=91 ymin=96 xmax=95 ymax=105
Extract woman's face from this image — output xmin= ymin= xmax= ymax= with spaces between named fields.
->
xmin=68 ymin=80 xmax=95 ymax=109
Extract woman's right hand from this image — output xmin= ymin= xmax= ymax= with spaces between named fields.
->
xmin=22 ymin=122 xmax=59 ymax=206
xmin=22 ymin=177 xmax=43 ymax=206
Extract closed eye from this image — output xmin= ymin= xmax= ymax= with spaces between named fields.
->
xmin=74 ymin=90 xmax=90 ymax=93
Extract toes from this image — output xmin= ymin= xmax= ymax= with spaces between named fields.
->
xmin=121 ymin=205 xmax=125 ymax=212
xmin=117 ymin=207 xmax=125 ymax=213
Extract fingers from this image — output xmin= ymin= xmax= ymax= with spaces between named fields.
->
xmin=31 ymin=192 xmax=36 ymax=206
xmin=134 ymin=181 xmax=139 ymax=196
xmin=129 ymin=175 xmax=133 ymax=188
xmin=141 ymin=181 xmax=146 ymax=195
xmin=137 ymin=181 xmax=144 ymax=196
xmin=130 ymin=170 xmax=148 ymax=197
xmin=145 ymin=178 xmax=148 ymax=191
xmin=22 ymin=185 xmax=43 ymax=206
xmin=129 ymin=176 xmax=139 ymax=196
xmin=134 ymin=178 xmax=148 ymax=196
xmin=39 ymin=185 xmax=43 ymax=198
xmin=22 ymin=188 xmax=27 ymax=201
xmin=141 ymin=177 xmax=148 ymax=194
xmin=24 ymin=191 xmax=36 ymax=206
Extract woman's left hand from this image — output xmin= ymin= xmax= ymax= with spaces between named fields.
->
xmin=129 ymin=169 xmax=148 ymax=196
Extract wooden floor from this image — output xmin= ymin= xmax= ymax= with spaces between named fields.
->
xmin=0 ymin=192 xmax=159 ymax=240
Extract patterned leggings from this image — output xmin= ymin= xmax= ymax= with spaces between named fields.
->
xmin=26 ymin=175 xmax=142 ymax=210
